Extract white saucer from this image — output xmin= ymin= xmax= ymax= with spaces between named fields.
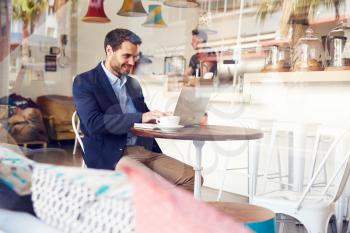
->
xmin=157 ymin=125 xmax=184 ymax=132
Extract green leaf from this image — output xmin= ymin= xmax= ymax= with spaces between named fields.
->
xmin=11 ymin=0 xmax=47 ymax=23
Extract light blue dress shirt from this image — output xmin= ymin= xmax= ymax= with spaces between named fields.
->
xmin=101 ymin=61 xmax=138 ymax=145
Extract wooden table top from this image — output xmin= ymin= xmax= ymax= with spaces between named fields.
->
xmin=208 ymin=202 xmax=275 ymax=222
xmin=130 ymin=125 xmax=263 ymax=141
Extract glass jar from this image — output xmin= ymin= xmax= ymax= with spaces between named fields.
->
xmin=325 ymin=20 xmax=350 ymax=68
xmin=293 ymin=27 xmax=325 ymax=71
xmin=262 ymin=43 xmax=291 ymax=72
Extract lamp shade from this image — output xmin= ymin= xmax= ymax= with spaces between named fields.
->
xmin=117 ymin=0 xmax=147 ymax=17
xmin=197 ymin=12 xmax=217 ymax=34
xmin=163 ymin=0 xmax=200 ymax=8
xmin=82 ymin=0 xmax=110 ymax=23
xmin=196 ymin=25 xmax=217 ymax=35
xmin=143 ymin=4 xmax=167 ymax=28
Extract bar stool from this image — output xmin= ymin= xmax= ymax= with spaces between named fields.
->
xmin=217 ymin=118 xmax=274 ymax=201
xmin=208 ymin=202 xmax=276 ymax=233
xmin=262 ymin=121 xmax=319 ymax=192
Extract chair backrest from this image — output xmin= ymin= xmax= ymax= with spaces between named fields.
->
xmin=72 ymin=111 xmax=84 ymax=153
xmin=295 ymin=127 xmax=350 ymax=210
xmin=331 ymin=154 xmax=350 ymax=202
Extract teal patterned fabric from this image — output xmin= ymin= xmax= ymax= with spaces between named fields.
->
xmin=32 ymin=164 xmax=134 ymax=233
xmin=33 ymin=163 xmax=130 ymax=198
xmin=0 ymin=144 xmax=34 ymax=195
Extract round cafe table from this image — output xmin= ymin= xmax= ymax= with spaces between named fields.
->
xmin=131 ymin=125 xmax=263 ymax=200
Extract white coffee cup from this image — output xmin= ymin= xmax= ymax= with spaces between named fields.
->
xmin=203 ymin=72 xmax=213 ymax=80
xmin=156 ymin=116 xmax=180 ymax=127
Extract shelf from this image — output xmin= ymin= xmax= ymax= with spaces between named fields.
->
xmin=244 ymin=70 xmax=350 ymax=84
xmin=309 ymin=14 xmax=350 ymax=26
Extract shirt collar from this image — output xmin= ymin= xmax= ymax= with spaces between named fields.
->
xmin=101 ymin=61 xmax=127 ymax=87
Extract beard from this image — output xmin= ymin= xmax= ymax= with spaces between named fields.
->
xmin=111 ymin=63 xmax=133 ymax=76
xmin=120 ymin=64 xmax=133 ymax=75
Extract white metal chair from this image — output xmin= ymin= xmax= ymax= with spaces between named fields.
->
xmin=251 ymin=127 xmax=350 ymax=233
xmin=72 ymin=111 xmax=86 ymax=168
xmin=72 ymin=111 xmax=83 ymax=155
xmin=309 ymin=126 xmax=350 ymax=232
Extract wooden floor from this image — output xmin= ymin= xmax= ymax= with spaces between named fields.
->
xmin=26 ymin=140 xmax=83 ymax=167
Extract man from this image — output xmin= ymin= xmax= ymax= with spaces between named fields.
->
xmin=185 ymin=29 xmax=217 ymax=77
xmin=73 ymin=28 xmax=195 ymax=192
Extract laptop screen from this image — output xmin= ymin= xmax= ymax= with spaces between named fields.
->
xmin=173 ymin=86 xmax=210 ymax=126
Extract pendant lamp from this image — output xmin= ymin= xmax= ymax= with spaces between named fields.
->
xmin=117 ymin=0 xmax=147 ymax=17
xmin=197 ymin=12 xmax=217 ymax=34
xmin=143 ymin=4 xmax=167 ymax=28
xmin=82 ymin=0 xmax=110 ymax=23
xmin=196 ymin=0 xmax=217 ymax=34
xmin=163 ymin=0 xmax=199 ymax=8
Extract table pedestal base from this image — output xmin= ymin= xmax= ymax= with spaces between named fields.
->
xmin=193 ymin=140 xmax=205 ymax=200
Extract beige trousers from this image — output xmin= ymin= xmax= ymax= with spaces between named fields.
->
xmin=116 ymin=146 xmax=196 ymax=192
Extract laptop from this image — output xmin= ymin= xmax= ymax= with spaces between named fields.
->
xmin=173 ymin=86 xmax=211 ymax=126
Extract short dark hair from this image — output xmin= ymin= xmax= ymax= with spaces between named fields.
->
xmin=192 ymin=29 xmax=207 ymax=43
xmin=104 ymin=28 xmax=142 ymax=53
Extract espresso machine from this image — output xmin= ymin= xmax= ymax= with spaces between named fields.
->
xmin=164 ymin=55 xmax=186 ymax=76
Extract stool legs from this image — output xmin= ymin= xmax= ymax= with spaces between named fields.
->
xmin=335 ymin=141 xmax=347 ymax=233
xmin=262 ymin=127 xmax=278 ymax=193
xmin=248 ymin=139 xmax=260 ymax=201
xmin=309 ymin=132 xmax=322 ymax=182
xmin=264 ymin=123 xmax=307 ymax=192
xmin=291 ymin=126 xmax=306 ymax=192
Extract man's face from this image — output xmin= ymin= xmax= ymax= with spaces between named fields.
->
xmin=105 ymin=41 xmax=138 ymax=76
xmin=191 ymin=35 xmax=202 ymax=50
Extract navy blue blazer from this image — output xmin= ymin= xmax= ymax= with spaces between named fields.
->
xmin=72 ymin=63 xmax=161 ymax=170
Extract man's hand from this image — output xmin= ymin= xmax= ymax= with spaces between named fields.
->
xmin=142 ymin=110 xmax=171 ymax=123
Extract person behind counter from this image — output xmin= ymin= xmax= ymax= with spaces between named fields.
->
xmin=185 ymin=29 xmax=217 ymax=78
xmin=73 ymin=28 xmax=196 ymax=192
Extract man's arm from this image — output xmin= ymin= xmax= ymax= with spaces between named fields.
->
xmin=73 ymin=75 xmax=142 ymax=135
xmin=184 ymin=66 xmax=194 ymax=76
xmin=127 ymin=77 xmax=168 ymax=122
